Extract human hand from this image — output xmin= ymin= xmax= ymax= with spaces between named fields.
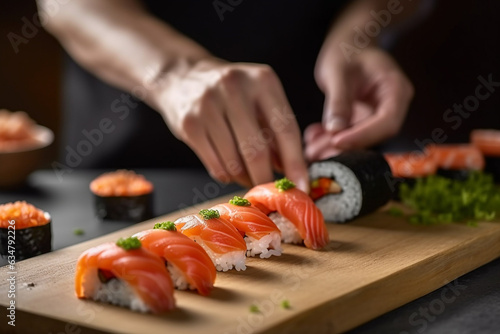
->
xmin=305 ymin=47 xmax=414 ymax=161
xmin=153 ymin=59 xmax=308 ymax=190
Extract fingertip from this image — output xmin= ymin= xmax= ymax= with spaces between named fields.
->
xmin=331 ymin=135 xmax=353 ymax=150
xmin=295 ymin=176 xmax=309 ymax=194
xmin=209 ymin=170 xmax=231 ymax=184
xmin=324 ymin=116 xmax=348 ymax=134
xmin=304 ymin=123 xmax=324 ymax=144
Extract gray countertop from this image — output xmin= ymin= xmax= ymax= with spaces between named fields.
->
xmin=1 ymin=169 xmax=499 ymax=334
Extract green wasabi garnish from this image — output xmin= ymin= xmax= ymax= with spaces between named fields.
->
xmin=74 ymin=228 xmax=85 ymax=236
xmin=116 ymin=236 xmax=141 ymax=251
xmin=153 ymin=221 xmax=177 ymax=231
xmin=275 ymin=177 xmax=295 ymax=192
xmin=229 ymin=196 xmax=251 ymax=206
xmin=281 ymin=300 xmax=291 ymax=309
xmin=387 ymin=207 xmax=404 ymax=217
xmin=400 ymin=172 xmax=500 ymax=225
xmin=249 ymin=304 xmax=260 ymax=313
xmin=199 ymin=209 xmax=220 ymax=220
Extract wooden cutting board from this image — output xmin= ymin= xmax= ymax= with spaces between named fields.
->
xmin=2 ymin=193 xmax=500 ymax=334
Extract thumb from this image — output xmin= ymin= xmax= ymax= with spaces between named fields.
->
xmin=322 ymin=72 xmax=353 ymax=134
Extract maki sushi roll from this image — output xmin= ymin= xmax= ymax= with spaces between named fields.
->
xmin=174 ymin=209 xmax=247 ymax=272
xmin=427 ymin=144 xmax=485 ymax=180
xmin=471 ymin=129 xmax=500 ymax=183
xmin=134 ymin=222 xmax=217 ymax=296
xmin=0 ymin=201 xmax=52 ymax=266
xmin=308 ymin=151 xmax=392 ymax=223
xmin=75 ymin=237 xmax=175 ymax=313
xmin=244 ymin=178 xmax=329 ymax=250
xmin=90 ymin=170 xmax=153 ymax=222
xmin=211 ymin=196 xmax=282 ymax=258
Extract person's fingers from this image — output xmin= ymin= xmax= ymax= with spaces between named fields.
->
xmin=186 ymin=129 xmax=231 ymax=184
xmin=219 ymin=71 xmax=275 ymax=186
xmin=318 ymin=147 xmax=342 ymax=160
xmin=255 ymin=68 xmax=309 ymax=192
xmin=206 ymin=112 xmax=252 ymax=187
xmin=304 ymin=122 xmax=324 ymax=144
xmin=321 ymin=67 xmax=353 ymax=134
xmin=331 ymin=80 xmax=411 ymax=149
xmin=305 ymin=132 xmax=333 ymax=162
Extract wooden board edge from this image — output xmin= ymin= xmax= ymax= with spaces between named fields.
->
xmin=0 ymin=308 xmax=108 ymax=334
xmin=259 ymin=229 xmax=500 ymax=334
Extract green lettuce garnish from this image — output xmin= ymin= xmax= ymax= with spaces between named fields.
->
xmin=400 ymin=172 xmax=500 ymax=225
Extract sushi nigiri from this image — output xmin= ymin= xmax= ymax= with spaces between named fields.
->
xmin=383 ymin=152 xmax=437 ymax=200
xmin=174 ymin=209 xmax=247 ymax=272
xmin=75 ymin=237 xmax=175 ymax=313
xmin=134 ymin=222 xmax=216 ymax=296
xmin=427 ymin=144 xmax=485 ymax=180
xmin=211 ymin=196 xmax=282 ymax=258
xmin=384 ymin=152 xmax=437 ymax=179
xmin=245 ymin=178 xmax=329 ymax=250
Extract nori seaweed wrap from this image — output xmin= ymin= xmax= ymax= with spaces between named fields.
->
xmin=90 ymin=170 xmax=154 ymax=222
xmin=309 ymin=150 xmax=393 ymax=223
xmin=0 ymin=201 xmax=52 ymax=266
xmin=93 ymin=193 xmax=153 ymax=221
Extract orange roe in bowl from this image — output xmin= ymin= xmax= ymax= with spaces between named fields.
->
xmin=0 ymin=201 xmax=51 ymax=229
xmin=90 ymin=170 xmax=153 ymax=197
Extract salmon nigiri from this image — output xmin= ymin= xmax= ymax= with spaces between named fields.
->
xmin=75 ymin=237 xmax=175 ymax=313
xmin=211 ymin=196 xmax=282 ymax=258
xmin=134 ymin=222 xmax=216 ymax=296
xmin=245 ymin=178 xmax=330 ymax=250
xmin=384 ymin=152 xmax=437 ymax=178
xmin=471 ymin=129 xmax=500 ymax=156
xmin=427 ymin=144 xmax=485 ymax=171
xmin=174 ymin=209 xmax=247 ymax=271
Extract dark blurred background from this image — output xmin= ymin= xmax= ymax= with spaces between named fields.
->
xmin=0 ymin=0 xmax=499 ymax=165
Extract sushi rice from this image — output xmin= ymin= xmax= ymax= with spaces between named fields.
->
xmin=268 ymin=213 xmax=302 ymax=245
xmin=167 ymin=262 xmax=195 ymax=290
xmin=245 ymin=232 xmax=282 ymax=258
xmin=83 ymin=269 xmax=150 ymax=313
xmin=309 ymin=160 xmax=362 ymax=223
xmin=192 ymin=236 xmax=246 ymax=272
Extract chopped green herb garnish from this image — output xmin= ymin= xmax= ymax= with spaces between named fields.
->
xmin=199 ymin=209 xmax=220 ymax=220
xmin=467 ymin=220 xmax=479 ymax=228
xmin=229 ymin=196 xmax=251 ymax=206
xmin=400 ymin=172 xmax=500 ymax=226
xmin=116 ymin=236 xmax=141 ymax=251
xmin=154 ymin=221 xmax=177 ymax=231
xmin=249 ymin=304 xmax=260 ymax=313
xmin=281 ymin=300 xmax=291 ymax=309
xmin=387 ymin=207 xmax=404 ymax=217
xmin=275 ymin=177 xmax=296 ymax=192
xmin=74 ymin=228 xmax=85 ymax=236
